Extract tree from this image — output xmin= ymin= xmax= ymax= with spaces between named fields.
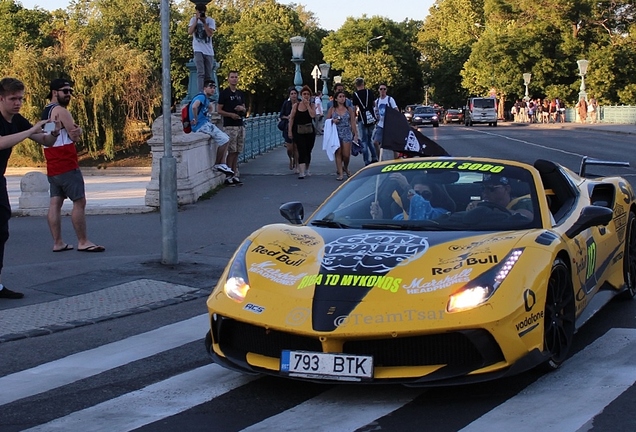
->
xmin=321 ymin=16 xmax=424 ymax=107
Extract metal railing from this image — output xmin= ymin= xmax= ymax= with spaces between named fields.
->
xmin=242 ymin=113 xmax=285 ymax=163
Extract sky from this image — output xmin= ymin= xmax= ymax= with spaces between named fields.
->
xmin=18 ymin=0 xmax=435 ymax=31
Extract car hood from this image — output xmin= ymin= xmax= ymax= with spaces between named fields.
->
xmin=237 ymin=224 xmax=529 ymax=332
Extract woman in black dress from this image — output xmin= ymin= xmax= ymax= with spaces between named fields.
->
xmin=288 ymin=85 xmax=316 ymax=179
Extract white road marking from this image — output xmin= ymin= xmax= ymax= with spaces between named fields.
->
xmin=241 ymin=386 xmax=423 ymax=432
xmin=23 ymin=364 xmax=256 ymax=432
xmin=0 ymin=313 xmax=209 ymax=406
xmin=468 ymin=129 xmax=586 ymax=157
xmin=460 ymin=328 xmax=636 ymax=432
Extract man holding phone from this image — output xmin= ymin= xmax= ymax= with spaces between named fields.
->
xmin=41 ymin=78 xmax=105 ymax=254
xmin=188 ymin=3 xmax=216 ymax=93
xmin=0 ymin=77 xmax=60 ymax=299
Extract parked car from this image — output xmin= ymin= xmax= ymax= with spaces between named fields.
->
xmin=403 ymin=105 xmax=419 ymax=123
xmin=411 ymin=105 xmax=439 ymax=127
xmin=205 ymin=153 xmax=635 ymax=385
xmin=444 ymin=108 xmax=464 ymax=124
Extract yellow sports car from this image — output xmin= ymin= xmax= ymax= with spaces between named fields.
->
xmin=205 ymin=156 xmax=635 ymax=385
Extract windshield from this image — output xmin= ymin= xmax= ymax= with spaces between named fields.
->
xmin=414 ymin=106 xmax=435 ymax=114
xmin=309 ymin=159 xmax=541 ymax=231
xmin=472 ymin=98 xmax=495 ymax=109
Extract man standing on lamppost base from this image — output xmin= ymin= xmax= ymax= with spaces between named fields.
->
xmin=188 ymin=2 xmax=216 ymax=93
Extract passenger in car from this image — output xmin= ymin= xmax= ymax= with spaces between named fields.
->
xmin=370 ymin=173 xmax=452 ymax=220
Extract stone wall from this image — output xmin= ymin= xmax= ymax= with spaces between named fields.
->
xmin=145 ymin=112 xmax=226 ymax=207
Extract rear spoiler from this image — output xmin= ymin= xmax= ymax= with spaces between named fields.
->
xmin=579 ymin=156 xmax=630 ymax=177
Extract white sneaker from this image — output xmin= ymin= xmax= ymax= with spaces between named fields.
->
xmin=214 ymin=164 xmax=234 ymax=176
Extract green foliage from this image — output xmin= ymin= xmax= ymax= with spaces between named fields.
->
xmin=321 ymin=16 xmax=424 ymax=107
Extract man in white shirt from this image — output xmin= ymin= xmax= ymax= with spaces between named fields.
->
xmin=188 ymin=3 xmax=216 ymax=93
xmin=372 ymin=83 xmax=398 ymax=158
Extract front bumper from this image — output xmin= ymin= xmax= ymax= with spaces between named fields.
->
xmin=204 ymin=315 xmax=546 ymax=386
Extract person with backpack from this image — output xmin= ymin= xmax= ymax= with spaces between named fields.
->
xmin=188 ymin=79 xmax=233 ymax=180
xmin=352 ymin=77 xmax=378 ymax=165
xmin=372 ymin=83 xmax=398 ymax=159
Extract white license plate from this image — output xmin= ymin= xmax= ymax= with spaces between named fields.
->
xmin=280 ymin=350 xmax=373 ymax=381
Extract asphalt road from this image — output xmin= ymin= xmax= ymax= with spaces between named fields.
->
xmin=1 ymin=124 xmax=635 ymax=432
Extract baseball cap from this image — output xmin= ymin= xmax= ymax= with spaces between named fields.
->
xmin=48 ymin=78 xmax=73 ymax=99
xmin=479 ymin=174 xmax=509 ymax=186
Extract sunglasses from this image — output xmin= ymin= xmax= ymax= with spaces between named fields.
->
xmin=57 ymin=88 xmax=73 ymax=95
xmin=379 ymin=87 xmax=387 ymax=91
xmin=482 ymin=185 xmax=504 ymax=192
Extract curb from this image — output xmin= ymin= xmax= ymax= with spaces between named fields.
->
xmin=5 ymin=167 xmax=152 ymax=176
xmin=12 ymin=205 xmax=157 ymax=217
xmin=0 ymin=288 xmax=211 ymax=343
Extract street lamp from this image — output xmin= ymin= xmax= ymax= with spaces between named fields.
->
xmin=366 ymin=35 xmax=383 ymax=55
xmin=319 ymin=63 xmax=330 ymax=110
xmin=577 ymin=59 xmax=589 ymax=101
xmin=290 ymin=36 xmax=306 ymax=91
xmin=522 ymin=72 xmax=531 ymax=102
xmin=333 ymin=75 xmax=342 ymax=84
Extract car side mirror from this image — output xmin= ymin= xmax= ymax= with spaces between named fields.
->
xmin=565 ymin=205 xmax=613 ymax=238
xmin=280 ymin=201 xmax=304 ymax=225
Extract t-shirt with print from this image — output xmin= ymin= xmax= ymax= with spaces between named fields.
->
xmin=189 ymin=16 xmax=216 ymax=57
xmin=218 ymin=88 xmax=246 ymax=127
xmin=189 ymin=93 xmax=211 ymax=133
xmin=0 ymin=113 xmax=31 ymax=177
xmin=374 ymin=95 xmax=397 ymax=128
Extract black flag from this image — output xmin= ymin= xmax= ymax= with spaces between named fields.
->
xmin=381 ymin=107 xmax=450 ymax=156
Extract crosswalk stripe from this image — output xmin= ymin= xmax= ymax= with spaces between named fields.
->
xmin=0 ymin=313 xmax=209 ymax=406
xmin=23 ymin=364 xmax=256 ymax=432
xmin=241 ymin=386 xmax=423 ymax=432
xmin=460 ymin=328 xmax=636 ymax=432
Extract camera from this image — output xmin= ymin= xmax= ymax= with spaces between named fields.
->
xmin=199 ymin=12 xmax=205 ymax=18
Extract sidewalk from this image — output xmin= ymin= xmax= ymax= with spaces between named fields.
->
xmin=0 ymin=135 xmax=366 ymax=342
xmin=1 ymin=123 xmax=633 ymax=342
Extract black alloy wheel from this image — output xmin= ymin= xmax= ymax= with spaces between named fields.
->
xmin=542 ymin=258 xmax=576 ymax=370
xmin=620 ymin=211 xmax=636 ymax=299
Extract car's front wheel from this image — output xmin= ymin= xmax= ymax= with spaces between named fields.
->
xmin=542 ymin=257 xmax=575 ymax=370
xmin=620 ymin=211 xmax=636 ymax=299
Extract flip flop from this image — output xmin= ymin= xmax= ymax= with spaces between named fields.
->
xmin=78 ymin=245 xmax=105 ymax=253
xmin=53 ymin=244 xmax=73 ymax=252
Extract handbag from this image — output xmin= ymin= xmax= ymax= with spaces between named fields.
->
xmin=364 ymin=110 xmax=376 ymax=125
xmin=297 ymin=123 xmax=313 ymax=134
xmin=277 ymin=119 xmax=287 ymax=131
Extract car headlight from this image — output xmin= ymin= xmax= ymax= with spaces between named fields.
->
xmin=223 ymin=240 xmax=252 ymax=302
xmin=432 ymin=115 xmax=438 ymax=120
xmin=447 ymin=249 xmax=524 ymax=313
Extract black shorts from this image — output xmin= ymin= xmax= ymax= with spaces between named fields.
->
xmin=48 ymin=168 xmax=86 ymax=201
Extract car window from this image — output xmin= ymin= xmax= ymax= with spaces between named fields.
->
xmin=309 ymin=160 xmax=541 ymax=231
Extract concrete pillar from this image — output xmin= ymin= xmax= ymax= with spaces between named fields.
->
xmin=144 ymin=112 xmax=226 ymax=207
xmin=19 ymin=171 xmax=49 ymax=209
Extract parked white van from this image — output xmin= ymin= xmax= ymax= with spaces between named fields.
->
xmin=465 ymin=97 xmax=497 ymax=127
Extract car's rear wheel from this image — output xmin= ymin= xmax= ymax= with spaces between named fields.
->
xmin=542 ymin=258 xmax=575 ymax=370
xmin=619 ymin=211 xmax=636 ymax=300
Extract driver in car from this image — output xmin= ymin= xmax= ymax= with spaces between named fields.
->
xmin=467 ymin=174 xmax=533 ymax=218
xmin=370 ymin=173 xmax=451 ymax=220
